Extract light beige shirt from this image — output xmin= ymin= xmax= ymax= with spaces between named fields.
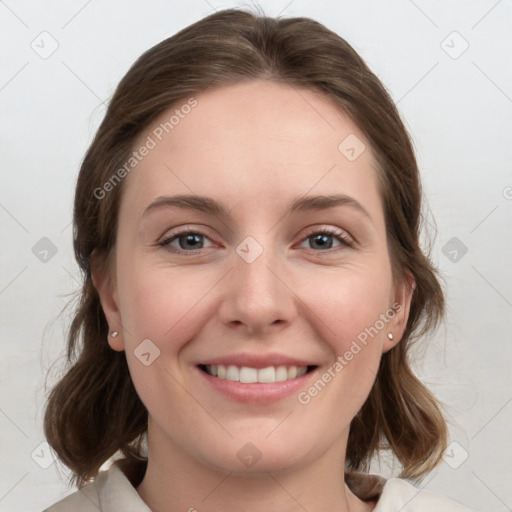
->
xmin=43 ymin=459 xmax=475 ymax=511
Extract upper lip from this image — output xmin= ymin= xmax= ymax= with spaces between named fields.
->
xmin=198 ymin=353 xmax=318 ymax=369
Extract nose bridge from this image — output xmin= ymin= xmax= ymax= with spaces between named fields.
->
xmin=219 ymin=235 xmax=295 ymax=333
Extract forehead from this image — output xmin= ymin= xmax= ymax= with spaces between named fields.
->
xmin=120 ymin=79 xmax=383 ymax=223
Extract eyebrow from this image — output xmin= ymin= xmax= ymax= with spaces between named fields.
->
xmin=142 ymin=193 xmax=372 ymax=220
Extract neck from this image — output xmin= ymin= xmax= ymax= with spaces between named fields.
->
xmin=135 ymin=423 xmax=374 ymax=512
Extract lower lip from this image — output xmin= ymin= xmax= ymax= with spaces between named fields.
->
xmin=196 ymin=366 xmax=317 ymax=403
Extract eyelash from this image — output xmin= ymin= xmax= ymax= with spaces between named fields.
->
xmin=157 ymin=227 xmax=354 ymax=255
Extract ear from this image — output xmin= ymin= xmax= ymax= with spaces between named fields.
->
xmin=382 ymin=271 xmax=415 ymax=353
xmin=91 ymin=261 xmax=125 ymax=352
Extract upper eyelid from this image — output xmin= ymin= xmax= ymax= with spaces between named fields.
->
xmin=158 ymin=225 xmax=216 ymax=243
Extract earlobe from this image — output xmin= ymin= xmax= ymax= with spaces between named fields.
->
xmin=91 ymin=266 xmax=125 ymax=352
xmin=107 ymin=329 xmax=125 ymax=351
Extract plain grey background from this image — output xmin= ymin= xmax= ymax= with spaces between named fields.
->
xmin=1 ymin=1 xmax=511 ymax=510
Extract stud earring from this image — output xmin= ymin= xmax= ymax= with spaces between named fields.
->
xmin=387 ymin=332 xmax=394 ymax=340
xmin=109 ymin=331 xmax=119 ymax=338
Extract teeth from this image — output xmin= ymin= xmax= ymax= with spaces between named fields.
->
xmin=204 ymin=364 xmax=310 ymax=383
xmin=226 ymin=365 xmax=238 ymax=381
xmin=257 ymin=366 xmax=275 ymax=383
xmin=287 ymin=366 xmax=297 ymax=379
xmin=239 ymin=366 xmax=258 ymax=383
xmin=275 ymin=366 xmax=288 ymax=382
xmin=296 ymin=366 xmax=307 ymax=377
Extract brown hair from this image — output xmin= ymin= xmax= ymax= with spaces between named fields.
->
xmin=44 ymin=6 xmax=447 ymax=488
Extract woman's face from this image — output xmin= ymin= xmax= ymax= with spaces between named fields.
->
xmin=95 ymin=79 xmax=412 ymax=474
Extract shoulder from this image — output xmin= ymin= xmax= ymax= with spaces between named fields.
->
xmin=42 ymin=477 xmax=101 ymax=511
xmin=375 ymin=478 xmax=475 ymax=511
xmin=42 ymin=460 xmax=150 ymax=511
xmin=346 ymin=471 xmax=475 ymax=511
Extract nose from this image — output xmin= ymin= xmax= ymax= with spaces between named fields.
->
xmin=217 ymin=243 xmax=297 ymax=337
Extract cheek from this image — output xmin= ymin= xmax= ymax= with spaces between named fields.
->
xmin=114 ymin=258 xmax=208 ymax=417
xmin=299 ymin=273 xmax=391 ymax=418
xmin=310 ymin=263 xmax=394 ymax=347
xmin=304 ymin=265 xmax=393 ymax=405
xmin=116 ymin=256 xmax=212 ymax=346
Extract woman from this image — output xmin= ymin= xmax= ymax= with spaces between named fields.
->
xmin=43 ymin=7 xmax=475 ymax=511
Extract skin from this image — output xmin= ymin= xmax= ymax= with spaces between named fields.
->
xmin=93 ymin=79 xmax=414 ymax=512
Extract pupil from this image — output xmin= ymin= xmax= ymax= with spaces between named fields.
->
xmin=181 ymin=234 xmax=202 ymax=249
xmin=312 ymin=234 xmax=332 ymax=249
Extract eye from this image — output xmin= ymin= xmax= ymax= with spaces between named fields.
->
xmin=297 ymin=228 xmax=353 ymax=252
xmin=158 ymin=226 xmax=353 ymax=255
xmin=158 ymin=228 xmax=215 ymax=254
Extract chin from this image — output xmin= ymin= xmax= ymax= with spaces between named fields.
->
xmin=197 ymin=433 xmax=322 ymax=477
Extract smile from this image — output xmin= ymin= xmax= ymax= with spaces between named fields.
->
xmin=200 ymin=364 xmax=313 ymax=383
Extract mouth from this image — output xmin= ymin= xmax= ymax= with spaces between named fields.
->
xmin=195 ymin=353 xmax=320 ymax=403
xmin=198 ymin=364 xmax=317 ymax=383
